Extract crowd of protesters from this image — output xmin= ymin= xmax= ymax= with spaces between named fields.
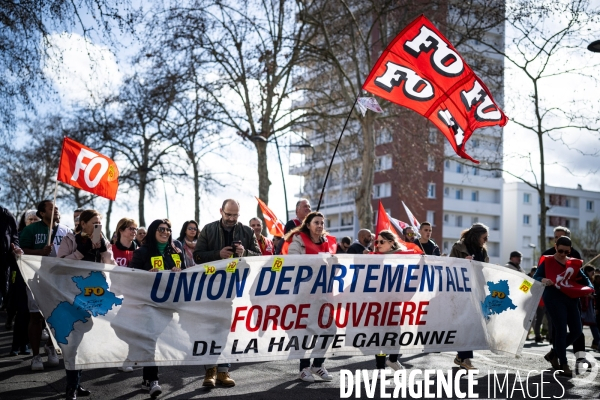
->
xmin=1 ymin=196 xmax=598 ymax=399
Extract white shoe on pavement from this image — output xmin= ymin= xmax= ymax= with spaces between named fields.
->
xmin=386 ymin=359 xmax=404 ymax=371
xmin=299 ymin=367 xmax=315 ymax=382
xmin=148 ymin=380 xmax=162 ymax=398
xmin=310 ymin=365 xmax=333 ymax=381
xmin=118 ymin=366 xmax=134 ymax=372
xmin=45 ymin=344 xmax=59 ymax=366
xmin=31 ymin=354 xmax=44 ymax=371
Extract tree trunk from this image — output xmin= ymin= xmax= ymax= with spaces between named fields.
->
xmin=138 ymin=172 xmax=147 ymax=227
xmin=356 ymin=114 xmax=375 ymax=230
xmin=255 ymin=139 xmax=271 ymax=236
xmin=192 ymin=160 xmax=201 ymax=223
xmin=538 ymin=132 xmax=547 ymax=252
xmin=105 ymin=199 xmax=113 ymax=238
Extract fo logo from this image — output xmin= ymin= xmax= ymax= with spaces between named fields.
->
xmin=491 ymin=291 xmax=506 ymax=299
xmin=71 ymin=148 xmax=110 ymax=188
xmin=84 ymin=287 xmax=105 ymax=296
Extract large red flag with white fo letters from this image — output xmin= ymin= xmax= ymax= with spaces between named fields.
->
xmin=362 ymin=15 xmax=508 ymax=163
xmin=376 ymin=201 xmax=423 ymax=254
xmin=57 ymin=137 xmax=119 ymax=200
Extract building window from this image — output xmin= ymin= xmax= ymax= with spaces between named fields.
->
xmin=523 ymin=214 xmax=531 ymax=225
xmin=428 ymin=129 xmax=437 ymax=144
xmin=373 ymin=183 xmax=391 ymax=199
xmin=375 ymin=155 xmax=392 ymax=172
xmin=341 ymin=213 xmax=354 ymax=226
xmin=443 ymin=241 xmax=449 ymax=252
xmin=471 ymin=139 xmax=480 ymax=148
xmin=523 ymin=193 xmax=531 ymax=204
xmin=456 ymin=189 xmax=463 ymax=200
xmin=472 ymin=167 xmax=479 ymax=176
xmin=456 ymin=215 xmax=463 ymax=227
xmin=427 ymin=183 xmax=436 ymax=199
xmin=426 ymin=210 xmax=435 ymax=225
xmin=444 ymin=187 xmax=450 ymax=197
xmin=445 ymin=160 xmax=451 ymax=169
xmin=444 ymin=214 xmax=449 ymax=223
xmin=427 ymin=155 xmax=435 ymax=171
xmin=376 ymin=130 xmax=393 ymax=145
xmin=565 ymin=199 xmax=571 ymax=207
xmin=522 ymin=236 xmax=531 ymax=248
xmin=471 ymin=190 xmax=479 ymax=202
xmin=472 ymin=216 xmax=479 ymax=224
xmin=456 ymin=163 xmax=463 ymax=173
xmin=587 ymin=200 xmax=594 ymax=211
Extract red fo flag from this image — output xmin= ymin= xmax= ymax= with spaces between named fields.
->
xmin=255 ymin=197 xmax=285 ymax=237
xmin=362 ymin=15 xmax=508 ymax=163
xmin=376 ymin=201 xmax=423 ymax=254
xmin=57 ymin=137 xmax=119 ymax=200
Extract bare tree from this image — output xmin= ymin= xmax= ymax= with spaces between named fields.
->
xmin=153 ymin=0 xmax=316 ymax=230
xmin=572 ymin=217 xmax=600 ymax=267
xmin=0 ymin=0 xmax=135 ymax=135
xmin=457 ymin=0 xmax=600 ymax=250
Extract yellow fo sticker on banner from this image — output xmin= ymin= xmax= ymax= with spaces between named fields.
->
xmin=519 ymin=280 xmax=533 ymax=293
xmin=204 ymin=265 xmax=216 ymax=275
xmin=226 ymin=259 xmax=238 ymax=273
xmin=271 ymin=257 xmax=284 ymax=272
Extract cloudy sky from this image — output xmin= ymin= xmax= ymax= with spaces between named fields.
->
xmin=41 ymin=8 xmax=600 ymax=233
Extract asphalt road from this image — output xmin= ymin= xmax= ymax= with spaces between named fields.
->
xmin=1 ymin=311 xmax=599 ymax=400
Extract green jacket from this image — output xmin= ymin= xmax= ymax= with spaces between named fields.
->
xmin=193 ymin=220 xmax=260 ymax=264
xmin=449 ymin=241 xmax=489 ymax=263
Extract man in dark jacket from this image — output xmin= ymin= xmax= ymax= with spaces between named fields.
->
xmin=346 ymin=229 xmax=372 ymax=254
xmin=0 ymin=204 xmax=22 ymax=311
xmin=193 ymin=199 xmax=260 ymax=388
xmin=505 ymin=251 xmax=525 ymax=273
xmin=193 ymin=199 xmax=260 ymax=264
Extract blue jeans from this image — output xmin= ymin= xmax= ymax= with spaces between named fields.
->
xmin=544 ymin=291 xmax=582 ymax=365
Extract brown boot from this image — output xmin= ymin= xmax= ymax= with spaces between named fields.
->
xmin=544 ymin=349 xmax=560 ymax=370
xmin=203 ymin=366 xmax=217 ymax=387
xmin=558 ymin=364 xmax=572 ymax=378
xmin=217 ymin=371 xmax=236 ymax=387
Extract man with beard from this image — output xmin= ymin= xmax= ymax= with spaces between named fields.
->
xmin=193 ymin=199 xmax=260 ymax=388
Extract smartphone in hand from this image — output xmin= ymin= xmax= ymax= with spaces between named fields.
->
xmin=92 ymin=224 xmax=102 ymax=244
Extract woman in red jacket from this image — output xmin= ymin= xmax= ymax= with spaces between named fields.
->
xmin=282 ymin=211 xmax=335 ymax=382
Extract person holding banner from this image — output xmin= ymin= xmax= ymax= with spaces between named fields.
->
xmin=112 ymin=218 xmax=138 ymax=269
xmin=534 ymin=236 xmax=594 ymax=377
xmin=123 ymin=219 xmax=186 ymax=398
xmin=177 ymin=220 xmax=199 ymax=267
xmin=57 ymin=209 xmax=116 ymax=400
xmin=282 ymin=211 xmax=335 ymax=382
xmin=449 ymin=223 xmax=490 ymax=370
xmin=57 ymin=210 xmax=115 ymax=264
xmin=371 ymin=229 xmax=415 ymax=371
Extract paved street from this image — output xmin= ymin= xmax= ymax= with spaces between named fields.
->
xmin=1 ymin=312 xmax=599 ymax=400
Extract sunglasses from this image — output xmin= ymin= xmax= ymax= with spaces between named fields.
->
xmin=187 ymin=226 xmax=198 ymax=231
xmin=376 ymin=240 xmax=390 ymax=245
xmin=127 ymin=227 xmax=138 ymax=232
xmin=556 ymin=249 xmax=570 ymax=255
xmin=157 ymin=227 xmax=172 ymax=234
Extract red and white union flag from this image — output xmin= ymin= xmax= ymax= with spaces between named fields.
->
xmin=57 ymin=137 xmax=119 ymax=200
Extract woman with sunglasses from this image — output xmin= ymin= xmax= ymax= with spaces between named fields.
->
xmin=449 ymin=222 xmax=489 ymax=371
xmin=177 ymin=220 xmax=199 ymax=267
xmin=127 ymin=219 xmax=186 ymax=398
xmin=371 ymin=229 xmax=416 ymax=371
xmin=282 ymin=211 xmax=336 ymax=383
xmin=534 ymin=236 xmax=594 ymax=377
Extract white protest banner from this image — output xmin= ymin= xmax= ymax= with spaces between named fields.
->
xmin=19 ymin=254 xmax=542 ymax=370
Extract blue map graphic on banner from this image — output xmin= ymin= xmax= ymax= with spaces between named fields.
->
xmin=481 ymin=280 xmax=516 ymax=321
xmin=47 ymin=271 xmax=122 ymax=344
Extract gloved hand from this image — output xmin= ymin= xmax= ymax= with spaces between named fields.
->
xmin=75 ymin=234 xmax=93 ymax=256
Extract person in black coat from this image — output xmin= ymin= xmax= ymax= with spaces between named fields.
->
xmin=125 ymin=219 xmax=186 ymax=398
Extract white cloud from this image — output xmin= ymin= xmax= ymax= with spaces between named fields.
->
xmin=43 ymin=32 xmax=123 ymax=106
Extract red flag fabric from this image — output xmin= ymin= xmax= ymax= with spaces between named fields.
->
xmin=362 ymin=15 xmax=508 ymax=163
xmin=57 ymin=137 xmax=119 ymax=200
xmin=255 ymin=197 xmax=285 ymax=237
xmin=376 ymin=201 xmax=423 ymax=254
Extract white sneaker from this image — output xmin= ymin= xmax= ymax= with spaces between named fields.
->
xmin=386 ymin=359 xmax=403 ymax=371
xmin=149 ymin=380 xmax=162 ymax=398
xmin=31 ymin=354 xmax=44 ymax=371
xmin=44 ymin=344 xmax=59 ymax=366
xmin=310 ymin=365 xmax=333 ymax=381
xmin=41 ymin=328 xmax=50 ymax=341
xmin=118 ymin=366 xmax=134 ymax=372
xmin=299 ymin=367 xmax=315 ymax=382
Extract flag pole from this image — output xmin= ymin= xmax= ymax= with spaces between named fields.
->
xmin=47 ymin=181 xmax=59 ymax=246
xmin=316 ymin=96 xmax=359 ymax=211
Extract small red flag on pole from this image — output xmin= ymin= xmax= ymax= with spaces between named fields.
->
xmin=255 ymin=197 xmax=285 ymax=237
xmin=57 ymin=137 xmax=119 ymax=200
